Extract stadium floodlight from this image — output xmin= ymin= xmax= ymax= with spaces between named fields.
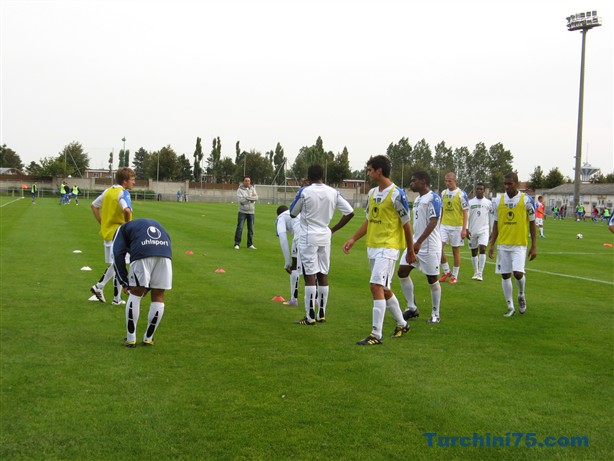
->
xmin=567 ymin=10 xmax=602 ymax=210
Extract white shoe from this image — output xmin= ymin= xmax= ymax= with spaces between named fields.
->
xmin=112 ymin=299 xmax=126 ymax=305
xmin=503 ymin=308 xmax=515 ymax=317
xmin=234 ymin=245 xmax=240 ymax=250
xmin=475 ymin=274 xmax=483 ymax=281
xmin=90 ymin=285 xmax=105 ymax=303
xmin=248 ymin=245 xmax=257 ymax=250
xmin=471 ymin=273 xmax=479 ymax=280
xmin=518 ymin=297 xmax=527 ymax=314
xmin=427 ymin=316 xmax=440 ymax=324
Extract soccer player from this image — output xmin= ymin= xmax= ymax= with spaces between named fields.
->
xmin=439 ymin=172 xmax=469 ymax=284
xmin=398 ymin=171 xmax=443 ymax=324
xmin=71 ymin=184 xmax=81 ymax=206
xmin=113 ymin=218 xmax=172 ymax=347
xmin=608 ymin=213 xmax=614 ymax=234
xmin=290 ymin=164 xmax=354 ymax=325
xmin=234 ymin=176 xmax=258 ymax=249
xmin=90 ymin=167 xmax=136 ymax=305
xmin=535 ymin=195 xmax=546 ymax=238
xmin=31 ymin=183 xmax=37 ymax=204
xmin=275 ymin=205 xmax=302 ymax=306
xmin=488 ymin=172 xmax=537 ymax=317
xmin=467 ymin=182 xmax=493 ymax=281
xmin=343 ymin=155 xmax=415 ymax=345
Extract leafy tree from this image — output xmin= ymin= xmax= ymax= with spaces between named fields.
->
xmin=193 ymin=137 xmax=204 ymax=182
xmin=207 ymin=137 xmax=222 ymax=182
xmin=132 ymin=147 xmax=150 ymax=180
xmin=177 ymin=154 xmax=192 ymax=181
xmin=218 ymin=157 xmax=236 ymax=183
xmin=147 ymin=145 xmax=180 ymax=181
xmin=466 ymin=142 xmax=490 ymax=190
xmin=487 ymin=143 xmax=514 ymax=192
xmin=410 ymin=139 xmax=434 ymax=182
xmin=528 ymin=166 xmax=545 ymax=190
xmin=25 ymin=161 xmax=44 ymax=176
xmin=108 ymin=150 xmax=114 ymax=174
xmin=291 ymin=136 xmax=333 ymax=181
xmin=0 ymin=144 xmax=24 ymax=170
xmin=327 ymin=147 xmax=352 ymax=186
xmin=433 ymin=141 xmax=455 ymax=193
xmin=52 ymin=142 xmax=90 ymax=177
xmin=544 ymin=167 xmax=565 ymax=189
xmin=234 ymin=150 xmax=274 ymax=184
xmin=235 ymin=141 xmax=242 ymax=164
xmin=118 ymin=149 xmax=130 ymax=168
xmin=453 ymin=146 xmax=470 ymax=190
xmin=386 ymin=137 xmax=412 ymax=187
xmin=272 ymin=142 xmax=286 ymax=185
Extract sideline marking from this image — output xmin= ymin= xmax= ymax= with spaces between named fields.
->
xmin=461 ymin=255 xmax=613 ymax=286
xmin=0 ymin=197 xmax=24 ymax=208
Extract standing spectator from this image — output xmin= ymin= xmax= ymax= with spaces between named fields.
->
xmin=234 ymin=176 xmax=258 ymax=249
xmin=90 ymin=167 xmax=136 ymax=305
xmin=467 ymin=183 xmax=493 ymax=280
xmin=439 ymin=172 xmax=469 ymax=284
xmin=290 ymin=164 xmax=354 ymax=325
xmin=488 ymin=172 xmax=537 ymax=317
xmin=177 ymin=190 xmax=182 ymax=202
xmin=535 ymin=196 xmax=546 ymax=238
xmin=276 ymin=205 xmax=302 ymax=307
xmin=343 ymin=155 xmax=415 ymax=345
xmin=397 ymin=171 xmax=443 ymax=324
xmin=71 ymin=184 xmax=81 ymax=206
xmin=31 ymin=183 xmax=37 ymax=204
xmin=113 ymin=218 xmax=172 ymax=347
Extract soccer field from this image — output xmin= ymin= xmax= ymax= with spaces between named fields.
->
xmin=1 ymin=198 xmax=613 ymax=460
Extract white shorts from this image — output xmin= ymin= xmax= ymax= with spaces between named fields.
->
xmin=400 ymin=248 xmax=441 ymax=276
xmin=495 ymin=246 xmax=526 ymax=274
xmin=535 ymin=217 xmax=544 ymax=226
xmin=105 ymin=239 xmax=131 ymax=264
xmin=440 ymin=225 xmax=464 ymax=247
xmin=468 ymin=231 xmax=489 ymax=250
xmin=299 ymin=242 xmax=330 ymax=275
xmin=368 ymin=254 xmax=397 ymax=289
xmin=129 ymin=257 xmax=173 ymax=289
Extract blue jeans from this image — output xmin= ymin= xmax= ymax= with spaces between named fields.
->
xmin=234 ymin=212 xmax=254 ymax=247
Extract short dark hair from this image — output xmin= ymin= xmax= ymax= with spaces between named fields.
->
xmin=116 ymin=167 xmax=135 ymax=184
xmin=412 ymin=171 xmax=430 ymax=184
xmin=475 ymin=182 xmax=485 ymax=188
xmin=504 ymin=172 xmax=519 ymax=183
xmin=243 ymin=175 xmax=251 ymax=181
xmin=307 ymin=164 xmax=324 ymax=182
xmin=367 ymin=155 xmax=391 ymax=178
xmin=276 ymin=205 xmax=288 ymax=215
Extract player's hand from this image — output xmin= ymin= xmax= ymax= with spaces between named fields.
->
xmin=461 ymin=229 xmax=467 ymax=239
xmin=413 ymin=242 xmax=422 ymax=254
xmin=123 ymin=286 xmax=130 ymax=295
xmin=284 ymin=264 xmax=292 ymax=274
xmin=343 ymin=239 xmax=354 ymax=254
xmin=488 ymin=246 xmax=495 ymax=259
xmin=528 ymin=247 xmax=537 ymax=261
xmin=405 ymin=250 xmax=417 ymax=264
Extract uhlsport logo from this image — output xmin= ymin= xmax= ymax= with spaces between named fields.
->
xmin=506 ymin=211 xmax=515 ymax=221
xmin=147 ymin=226 xmax=162 ymax=239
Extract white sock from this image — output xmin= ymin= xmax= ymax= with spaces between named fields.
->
xmin=371 ymin=299 xmax=386 ymax=339
xmin=516 ymin=275 xmax=526 ymax=298
xmin=304 ymin=285 xmax=317 ymax=320
xmin=98 ymin=264 xmax=114 ymax=288
xmin=478 ymin=254 xmax=486 ymax=274
xmin=144 ymin=302 xmax=165 ymax=342
xmin=398 ymin=276 xmax=417 ymax=310
xmin=539 ymin=227 xmax=544 ymax=237
xmin=317 ymin=285 xmax=329 ymax=320
xmin=452 ymin=266 xmax=460 ymax=278
xmin=125 ymin=294 xmax=142 ymax=343
xmin=471 ymin=256 xmax=478 ymax=274
xmin=290 ymin=270 xmax=300 ymax=301
xmin=442 ymin=262 xmax=450 ymax=274
xmin=430 ymin=281 xmax=441 ymax=319
xmin=386 ymin=294 xmax=406 ymax=326
xmin=502 ymin=278 xmax=514 ymax=309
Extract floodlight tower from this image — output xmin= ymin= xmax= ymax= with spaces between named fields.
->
xmin=566 ymin=10 xmax=602 ymax=209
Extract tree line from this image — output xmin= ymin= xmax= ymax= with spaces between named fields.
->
xmin=2 ymin=139 xmax=612 ymax=192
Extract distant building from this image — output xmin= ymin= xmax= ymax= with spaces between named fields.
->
xmin=543 ymin=183 xmax=614 ymax=210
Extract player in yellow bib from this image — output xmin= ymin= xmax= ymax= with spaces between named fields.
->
xmin=90 ymin=167 xmax=136 ymax=304
xmin=439 ymin=172 xmax=469 ymax=284
xmin=488 ymin=172 xmax=537 ymax=317
xmin=343 ymin=155 xmax=416 ymax=345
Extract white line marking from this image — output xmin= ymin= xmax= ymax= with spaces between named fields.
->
xmin=0 ymin=197 xmax=24 ymax=208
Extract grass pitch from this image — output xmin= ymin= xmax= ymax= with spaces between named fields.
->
xmin=1 ymin=197 xmax=613 ymax=460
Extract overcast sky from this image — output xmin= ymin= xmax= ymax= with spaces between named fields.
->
xmin=1 ymin=0 xmax=612 ymax=181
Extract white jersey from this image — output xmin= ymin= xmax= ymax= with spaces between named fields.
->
xmin=412 ymin=191 xmax=442 ymax=254
xmin=276 ymin=210 xmax=301 ymax=266
xmin=290 ymin=183 xmax=354 ymax=246
xmin=468 ymin=196 xmax=493 ymax=235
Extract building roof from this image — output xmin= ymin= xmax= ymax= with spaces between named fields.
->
xmin=545 ymin=183 xmax=614 ymax=195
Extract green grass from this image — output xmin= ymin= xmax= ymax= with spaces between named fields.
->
xmin=1 ymin=197 xmax=613 ymax=460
